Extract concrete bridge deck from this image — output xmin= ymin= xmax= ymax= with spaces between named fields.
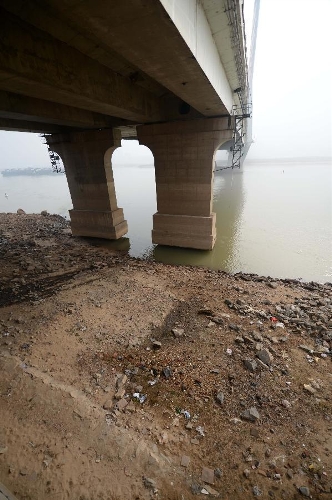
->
xmin=0 ymin=0 xmax=251 ymax=250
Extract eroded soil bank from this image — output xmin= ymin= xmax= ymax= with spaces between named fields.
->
xmin=0 ymin=213 xmax=331 ymax=500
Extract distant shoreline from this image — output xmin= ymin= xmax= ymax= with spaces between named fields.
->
xmin=1 ymin=168 xmax=62 ymax=176
xmin=1 ymin=157 xmax=331 ymax=176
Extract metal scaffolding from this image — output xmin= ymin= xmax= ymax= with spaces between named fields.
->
xmin=39 ymin=134 xmax=64 ymax=173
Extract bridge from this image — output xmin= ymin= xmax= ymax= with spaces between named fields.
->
xmin=0 ymin=0 xmax=255 ymax=250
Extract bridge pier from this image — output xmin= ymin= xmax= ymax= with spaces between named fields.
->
xmin=138 ymin=118 xmax=233 ymax=250
xmin=46 ymin=129 xmax=128 ymax=240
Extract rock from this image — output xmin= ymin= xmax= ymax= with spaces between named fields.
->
xmin=303 ymin=384 xmax=316 ymax=394
xmin=162 ymin=366 xmax=172 ymax=379
xmin=116 ymin=398 xmax=128 ymax=411
xmin=17 ymin=208 xmax=26 ymax=215
xmin=282 ymin=399 xmax=291 ymax=409
xmin=116 ymin=374 xmax=127 ymax=389
xmin=181 ymin=455 xmax=190 ymax=467
xmin=244 ymin=359 xmax=257 ymax=372
xmin=243 ymin=469 xmax=250 ymax=478
xmin=214 ymin=468 xmax=222 ymax=478
xmin=41 ymin=210 xmax=48 ymax=216
xmin=151 ymin=340 xmax=162 ymax=349
xmin=216 ymin=392 xmax=224 ymax=405
xmin=102 ymin=400 xmax=113 ymax=410
xmin=172 ymin=328 xmax=184 ymax=338
xmin=252 ymin=485 xmax=263 ymax=496
xmin=114 ymin=388 xmax=125 ymax=400
xmin=204 ymin=485 xmax=220 ymax=496
xmin=201 ymin=467 xmax=215 ymax=485
xmin=257 ymin=348 xmax=273 ymax=366
xmin=143 ymin=477 xmax=157 ymax=490
xmin=0 ymin=446 xmax=8 ymax=454
xmin=241 ymin=407 xmax=260 ymax=422
xmin=298 ymin=486 xmax=310 ymax=497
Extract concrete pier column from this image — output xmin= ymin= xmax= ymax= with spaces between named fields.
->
xmin=137 ymin=118 xmax=233 ymax=250
xmin=47 ymin=129 xmax=128 ymax=239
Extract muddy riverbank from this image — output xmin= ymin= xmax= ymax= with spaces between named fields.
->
xmin=0 ymin=213 xmax=331 ymax=500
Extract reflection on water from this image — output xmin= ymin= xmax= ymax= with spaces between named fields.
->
xmin=151 ymin=169 xmax=245 ymax=272
xmin=0 ymin=161 xmax=331 ymax=282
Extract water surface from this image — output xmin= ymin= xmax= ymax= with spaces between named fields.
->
xmin=0 ymin=161 xmax=331 ymax=282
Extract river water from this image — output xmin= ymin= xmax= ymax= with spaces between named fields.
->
xmin=0 ymin=160 xmax=331 ymax=283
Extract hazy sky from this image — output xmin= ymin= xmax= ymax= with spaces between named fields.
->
xmin=0 ymin=0 xmax=331 ymax=168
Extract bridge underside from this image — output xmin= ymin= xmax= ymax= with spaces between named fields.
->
xmin=0 ymin=0 xmax=247 ymax=250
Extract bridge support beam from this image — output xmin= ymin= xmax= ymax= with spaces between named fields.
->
xmin=46 ymin=129 xmax=128 ymax=240
xmin=138 ymin=118 xmax=232 ymax=250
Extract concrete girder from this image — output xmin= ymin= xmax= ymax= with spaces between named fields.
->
xmin=0 ymin=91 xmax=129 ymax=130
xmin=0 ymin=118 xmax=71 ymax=133
xmin=0 ymin=0 xmax=231 ymax=117
xmin=0 ymin=8 xmax=165 ymax=124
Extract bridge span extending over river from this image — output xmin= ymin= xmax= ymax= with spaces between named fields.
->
xmin=0 ymin=0 xmax=259 ymax=250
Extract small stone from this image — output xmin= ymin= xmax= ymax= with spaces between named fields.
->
xmin=257 ymin=349 xmax=273 ymax=366
xmin=162 ymin=366 xmax=172 ymax=379
xmin=103 ymin=400 xmax=113 ymax=410
xmin=252 ymin=485 xmax=262 ymax=496
xmin=114 ymin=388 xmax=125 ymax=400
xmin=116 ymin=374 xmax=127 ymax=389
xmin=172 ymin=328 xmax=184 ymax=338
xmin=204 ymin=485 xmax=220 ymax=496
xmin=214 ymin=468 xmax=222 ymax=478
xmin=181 ymin=455 xmax=190 ymax=467
xmin=116 ymin=398 xmax=128 ymax=411
xmin=244 ymin=359 xmax=257 ymax=372
xmin=250 ymin=428 xmax=259 ymax=438
xmin=201 ymin=467 xmax=215 ymax=485
xmin=287 ymin=470 xmax=293 ymax=479
xmin=152 ymin=340 xmax=162 ymax=349
xmin=303 ymin=384 xmax=316 ymax=394
xmin=256 ymin=470 xmax=266 ymax=477
xmin=282 ymin=399 xmax=291 ymax=409
xmin=241 ymin=407 xmax=260 ymax=422
xmin=265 ymin=448 xmax=271 ymax=458
xmin=186 ymin=422 xmax=193 ymax=430
xmin=216 ymin=392 xmax=224 ymax=405
xmin=41 ymin=210 xmax=48 ymax=216
xmin=17 ymin=208 xmax=26 ymax=215
xmin=298 ymin=486 xmax=310 ymax=497
xmin=191 ymin=438 xmax=200 ymax=445
xmin=243 ymin=469 xmax=250 ymax=478
xmin=143 ymin=477 xmax=157 ymax=490
xmin=0 ymin=446 xmax=8 ymax=454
